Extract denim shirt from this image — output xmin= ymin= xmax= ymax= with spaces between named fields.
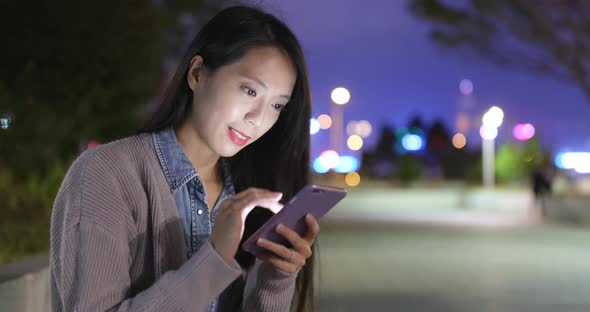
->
xmin=153 ymin=126 xmax=235 ymax=312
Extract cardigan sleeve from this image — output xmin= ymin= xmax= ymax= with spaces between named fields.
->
xmin=241 ymin=259 xmax=298 ymax=311
xmin=50 ymin=150 xmax=242 ymax=311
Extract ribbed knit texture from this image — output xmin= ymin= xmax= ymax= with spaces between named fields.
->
xmin=49 ymin=133 xmax=297 ymax=311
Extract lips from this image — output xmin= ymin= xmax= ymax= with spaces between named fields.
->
xmin=228 ymin=127 xmax=251 ymax=146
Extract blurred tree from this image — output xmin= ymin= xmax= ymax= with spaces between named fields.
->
xmin=407 ymin=115 xmax=426 ymax=132
xmin=426 ymin=119 xmax=451 ymax=151
xmin=495 ymin=143 xmax=524 ymax=181
xmin=495 ymin=137 xmax=551 ymax=182
xmin=409 ymin=0 xmax=590 ymax=103
xmin=0 ymin=0 xmax=222 ymax=262
xmin=375 ymin=125 xmax=397 ymax=158
xmin=398 ymin=154 xmax=423 ymax=185
xmin=0 ymin=0 xmax=221 ymax=182
xmin=360 ymin=125 xmax=397 ymax=178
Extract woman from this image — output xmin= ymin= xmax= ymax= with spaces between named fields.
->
xmin=50 ymin=5 xmax=318 ymax=312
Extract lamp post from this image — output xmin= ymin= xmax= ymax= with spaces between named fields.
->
xmin=480 ymin=106 xmax=504 ymax=188
xmin=329 ymin=87 xmax=350 ymax=155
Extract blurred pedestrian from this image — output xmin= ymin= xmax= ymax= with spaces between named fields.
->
xmin=531 ymin=164 xmax=552 ymax=218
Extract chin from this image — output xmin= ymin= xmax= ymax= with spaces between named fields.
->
xmin=218 ymin=150 xmax=240 ymax=158
xmin=216 ymin=145 xmax=243 ymax=158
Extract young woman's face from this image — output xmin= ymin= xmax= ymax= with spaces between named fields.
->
xmin=186 ymin=46 xmax=297 ymax=157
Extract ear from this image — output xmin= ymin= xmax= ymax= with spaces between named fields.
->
xmin=187 ymin=55 xmax=205 ymax=91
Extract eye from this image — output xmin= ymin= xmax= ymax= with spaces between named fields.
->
xmin=272 ymin=103 xmax=286 ymax=112
xmin=241 ymin=86 xmax=256 ymax=97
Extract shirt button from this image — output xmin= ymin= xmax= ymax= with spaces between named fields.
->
xmin=197 ymin=209 xmax=204 ymax=215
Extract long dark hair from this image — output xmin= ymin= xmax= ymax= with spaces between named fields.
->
xmin=137 ymin=5 xmax=314 ymax=312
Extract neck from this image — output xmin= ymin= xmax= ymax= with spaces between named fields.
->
xmin=174 ymin=122 xmax=220 ymax=183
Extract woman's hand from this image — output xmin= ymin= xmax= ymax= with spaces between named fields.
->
xmin=210 ymin=188 xmax=284 ymax=263
xmin=254 ymin=213 xmax=320 ymax=274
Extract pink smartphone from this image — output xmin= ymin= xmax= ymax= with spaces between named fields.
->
xmin=242 ymin=184 xmax=347 ymax=255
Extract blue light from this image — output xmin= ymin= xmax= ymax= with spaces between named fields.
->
xmin=554 ymin=153 xmax=566 ymax=169
xmin=313 ymin=157 xmax=330 ymax=173
xmin=334 ymin=156 xmax=359 ymax=173
xmin=310 ymin=118 xmax=320 ymax=135
xmin=401 ymin=134 xmax=423 ymax=151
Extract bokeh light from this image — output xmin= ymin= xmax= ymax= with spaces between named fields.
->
xmin=310 ymin=118 xmax=320 ymax=135
xmin=346 ymin=121 xmax=358 ymax=136
xmin=317 ymin=114 xmax=332 ymax=129
xmin=0 ymin=114 xmax=13 ymax=130
xmin=452 ymin=133 xmax=467 ymax=149
xmin=401 ymin=134 xmax=424 ymax=151
xmin=319 ymin=150 xmax=340 ymax=169
xmin=87 ymin=140 xmax=99 ymax=149
xmin=513 ymin=123 xmax=535 ymax=141
xmin=482 ymin=106 xmax=504 ymax=128
xmin=347 ymin=135 xmax=363 ymax=151
xmin=345 ymin=172 xmax=361 ymax=186
xmin=455 ymin=113 xmax=470 ymax=133
xmin=346 ymin=120 xmax=372 ymax=138
xmin=331 ymin=87 xmax=351 ymax=105
xmin=459 ymin=79 xmax=473 ymax=96
xmin=0 ymin=118 xmax=8 ymax=130
xmin=479 ymin=124 xmax=498 ymax=140
xmin=334 ymin=156 xmax=360 ymax=173
xmin=555 ymin=152 xmax=590 ymax=173
xmin=357 ymin=120 xmax=372 ymax=138
xmin=312 ymin=157 xmax=330 ymax=173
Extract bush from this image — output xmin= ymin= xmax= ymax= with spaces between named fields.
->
xmin=398 ymin=154 xmax=423 ymax=185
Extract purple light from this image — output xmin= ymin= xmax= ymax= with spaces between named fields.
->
xmin=513 ymin=123 xmax=535 ymax=141
xmin=459 ymin=79 xmax=473 ymax=96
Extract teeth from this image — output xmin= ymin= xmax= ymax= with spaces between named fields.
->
xmin=231 ymin=128 xmax=247 ymax=140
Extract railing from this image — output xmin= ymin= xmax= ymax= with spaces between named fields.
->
xmin=0 ymin=255 xmax=50 ymax=311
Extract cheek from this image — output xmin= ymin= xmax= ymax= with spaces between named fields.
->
xmin=258 ymin=115 xmax=280 ymax=137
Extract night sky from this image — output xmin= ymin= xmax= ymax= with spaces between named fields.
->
xmin=257 ymin=0 xmax=590 ymax=160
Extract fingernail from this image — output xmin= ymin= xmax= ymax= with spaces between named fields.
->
xmin=257 ymin=238 xmax=265 ymax=244
xmin=276 ymin=224 xmax=284 ymax=231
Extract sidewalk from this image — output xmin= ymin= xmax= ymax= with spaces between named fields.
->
xmin=323 ymin=186 xmax=537 ymax=227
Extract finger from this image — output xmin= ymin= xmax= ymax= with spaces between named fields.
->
xmin=232 ymin=190 xmax=282 ymax=211
xmin=275 ymin=224 xmax=312 ymax=258
xmin=259 ymin=253 xmax=299 ymax=274
xmin=219 ymin=188 xmax=280 ymax=216
xmin=256 ymin=238 xmax=306 ymax=267
xmin=232 ymin=194 xmax=284 ymax=222
xmin=302 ymin=213 xmax=320 ymax=244
xmin=234 ymin=187 xmax=281 ymax=202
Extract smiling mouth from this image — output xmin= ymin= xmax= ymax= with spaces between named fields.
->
xmin=228 ymin=127 xmax=251 ymax=146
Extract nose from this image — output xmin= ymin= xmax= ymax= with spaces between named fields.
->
xmin=244 ymin=103 xmax=264 ymax=127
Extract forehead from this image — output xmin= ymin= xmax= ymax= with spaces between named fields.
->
xmin=222 ymin=46 xmax=297 ymax=91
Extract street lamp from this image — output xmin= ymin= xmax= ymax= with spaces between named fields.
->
xmin=480 ymin=106 xmax=504 ymax=188
xmin=329 ymin=87 xmax=350 ymax=155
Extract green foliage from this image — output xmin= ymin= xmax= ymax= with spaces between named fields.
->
xmin=465 ymin=156 xmax=482 ymax=184
xmin=495 ymin=138 xmax=551 ymax=182
xmin=0 ymin=223 xmax=50 ymax=263
xmin=0 ymin=1 xmax=222 ymax=263
xmin=398 ymin=154 xmax=423 ymax=185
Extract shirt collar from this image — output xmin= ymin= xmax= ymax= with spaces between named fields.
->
xmin=152 ymin=126 xmax=235 ymax=196
xmin=153 ymin=126 xmax=198 ymax=193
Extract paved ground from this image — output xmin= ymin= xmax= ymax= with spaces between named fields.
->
xmin=2 ymin=187 xmax=589 ymax=311
xmin=316 ymin=220 xmax=590 ymax=312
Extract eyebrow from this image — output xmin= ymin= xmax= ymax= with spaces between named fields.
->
xmin=242 ymin=75 xmax=291 ymax=101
